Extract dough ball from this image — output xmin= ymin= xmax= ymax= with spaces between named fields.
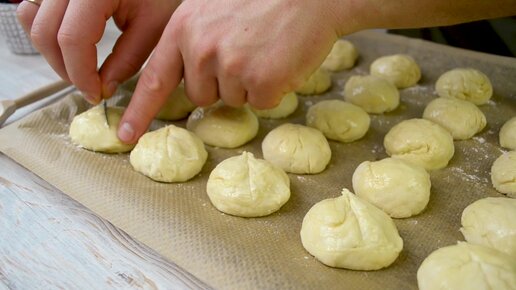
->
xmin=384 ymin=118 xmax=454 ymax=170
xmin=251 ymin=92 xmax=298 ymax=119
xmin=370 ymin=54 xmax=421 ymax=89
xmin=130 ymin=125 xmax=207 ymax=182
xmin=352 ymin=158 xmax=431 ymax=218
xmin=500 ymin=117 xmax=516 ymax=150
xmin=206 ymin=152 xmax=290 ymax=217
xmin=295 ymin=68 xmax=332 ymax=95
xmin=306 ymin=100 xmax=370 ymax=143
xmin=344 ymin=75 xmax=400 ymax=114
xmin=186 ymin=102 xmax=259 ymax=148
xmin=435 ymin=68 xmax=493 ymax=105
xmin=460 ymin=197 xmax=516 ymax=257
xmin=262 ymin=123 xmax=331 ymax=174
xmin=156 ymin=83 xmax=196 ymax=121
xmin=417 ymin=242 xmax=516 ymax=290
xmin=423 ymin=98 xmax=487 ymax=140
xmin=69 ymin=105 xmax=135 ymax=153
xmin=491 ymin=151 xmax=516 ymax=197
xmin=321 ymin=39 xmax=358 ymax=71
xmin=300 ymin=188 xmax=403 ymax=270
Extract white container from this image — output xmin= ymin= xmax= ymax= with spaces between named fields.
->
xmin=0 ymin=3 xmax=39 ymax=54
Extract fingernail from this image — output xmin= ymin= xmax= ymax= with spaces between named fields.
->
xmin=118 ymin=122 xmax=135 ymax=143
xmin=84 ymin=94 xmax=98 ymax=104
xmin=103 ymin=81 xmax=119 ymax=98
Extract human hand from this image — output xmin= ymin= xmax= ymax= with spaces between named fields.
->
xmin=17 ymin=0 xmax=180 ymax=103
xmin=119 ymin=0 xmax=353 ymax=143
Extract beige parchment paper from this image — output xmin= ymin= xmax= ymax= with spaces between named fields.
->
xmin=1 ymin=31 xmax=515 ymax=289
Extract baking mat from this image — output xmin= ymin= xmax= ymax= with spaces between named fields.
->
xmin=1 ymin=31 xmax=515 ymax=289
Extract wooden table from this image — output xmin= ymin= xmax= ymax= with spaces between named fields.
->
xmin=0 ymin=20 xmax=209 ymax=289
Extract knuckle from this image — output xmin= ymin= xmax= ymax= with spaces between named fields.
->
xmin=30 ymin=24 xmax=50 ymax=47
xmin=220 ymin=55 xmax=244 ymax=77
xmin=193 ymin=44 xmax=216 ymax=72
xmin=16 ymin=5 xmax=32 ymax=26
xmin=57 ymin=29 xmax=79 ymax=47
xmin=245 ymin=71 xmax=275 ymax=91
xmin=138 ymin=69 xmax=164 ymax=94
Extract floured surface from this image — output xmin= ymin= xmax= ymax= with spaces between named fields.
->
xmin=0 ymin=31 xmax=515 ymax=289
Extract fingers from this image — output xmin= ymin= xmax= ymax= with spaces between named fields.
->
xmin=247 ymin=87 xmax=284 ymax=110
xmin=183 ymin=64 xmax=219 ymax=107
xmin=118 ymin=26 xmax=183 ymax=144
xmin=99 ymin=14 xmax=171 ymax=99
xmin=58 ymin=0 xmax=113 ymax=103
xmin=217 ymin=76 xmax=246 ymax=107
xmin=244 ymin=71 xmax=287 ymax=109
xmin=16 ymin=1 xmax=38 ymax=36
xmin=30 ymin=0 xmax=69 ymax=82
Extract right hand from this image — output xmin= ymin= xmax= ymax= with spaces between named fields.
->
xmin=17 ymin=0 xmax=180 ymax=103
xmin=118 ymin=0 xmax=351 ymax=144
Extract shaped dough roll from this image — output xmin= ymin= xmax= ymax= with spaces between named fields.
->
xmin=370 ymin=54 xmax=421 ymax=89
xmin=500 ymin=117 xmax=516 ymax=150
xmin=321 ymin=39 xmax=358 ymax=71
xmin=344 ymin=74 xmax=400 ymax=114
xmin=155 ymin=83 xmax=196 ymax=121
xmin=417 ymin=242 xmax=516 ymax=290
xmin=491 ymin=151 xmax=516 ymax=197
xmin=306 ymin=100 xmax=370 ymax=143
xmin=435 ymin=68 xmax=493 ymax=105
xmin=384 ymin=118 xmax=455 ymax=170
xmin=352 ymin=158 xmax=431 ymax=218
xmin=130 ymin=125 xmax=208 ymax=182
xmin=186 ymin=101 xmax=259 ymax=148
xmin=295 ymin=68 xmax=332 ymax=95
xmin=300 ymin=188 xmax=403 ymax=270
xmin=460 ymin=197 xmax=516 ymax=257
xmin=69 ymin=105 xmax=135 ymax=153
xmin=207 ymin=152 xmax=290 ymax=217
xmin=423 ymin=97 xmax=486 ymax=140
xmin=250 ymin=92 xmax=298 ymax=119
xmin=262 ymin=123 xmax=331 ymax=174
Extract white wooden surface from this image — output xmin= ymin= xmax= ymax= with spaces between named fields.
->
xmin=0 ymin=19 xmax=210 ymax=289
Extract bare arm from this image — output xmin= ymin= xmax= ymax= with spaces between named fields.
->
xmin=331 ymin=0 xmax=516 ymax=35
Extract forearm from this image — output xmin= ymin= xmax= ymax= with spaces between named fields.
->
xmin=330 ymin=0 xmax=516 ymax=35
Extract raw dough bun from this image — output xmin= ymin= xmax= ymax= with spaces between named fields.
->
xmin=352 ymin=158 xmax=431 ymax=218
xmin=156 ymin=83 xmax=196 ymax=121
xmin=344 ymin=75 xmax=400 ymax=114
xmin=186 ymin=102 xmax=259 ymax=148
xmin=500 ymin=117 xmax=516 ymax=150
xmin=206 ymin=151 xmax=290 ymax=217
xmin=130 ymin=125 xmax=207 ymax=182
xmin=460 ymin=197 xmax=516 ymax=257
xmin=69 ymin=105 xmax=135 ymax=153
xmin=295 ymin=68 xmax=332 ymax=95
xmin=306 ymin=100 xmax=370 ymax=143
xmin=262 ymin=123 xmax=331 ymax=174
xmin=435 ymin=68 xmax=493 ymax=105
xmin=370 ymin=54 xmax=421 ymax=89
xmin=384 ymin=118 xmax=454 ymax=170
xmin=417 ymin=242 xmax=516 ymax=290
xmin=321 ymin=39 xmax=358 ymax=71
xmin=300 ymin=188 xmax=403 ymax=270
xmin=491 ymin=151 xmax=516 ymax=197
xmin=251 ymin=92 xmax=298 ymax=119
xmin=423 ymin=97 xmax=487 ymax=140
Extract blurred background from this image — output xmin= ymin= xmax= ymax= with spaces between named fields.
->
xmin=390 ymin=17 xmax=516 ymax=57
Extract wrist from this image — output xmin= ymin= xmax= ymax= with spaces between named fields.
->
xmin=326 ymin=0 xmax=372 ymax=36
